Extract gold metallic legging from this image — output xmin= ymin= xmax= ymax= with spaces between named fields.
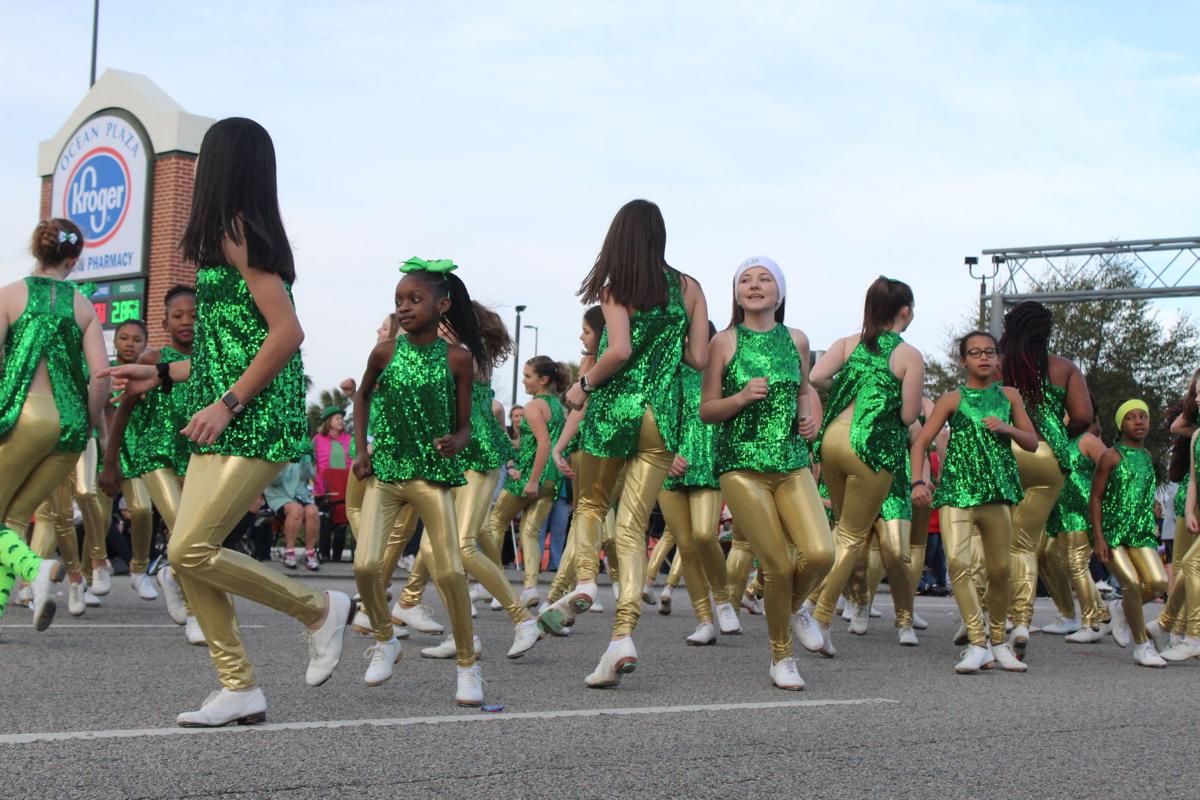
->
xmin=170 ymin=455 xmax=326 ymax=691
xmin=646 ymin=529 xmax=686 ymax=589
xmin=1010 ymin=442 xmax=1067 ymax=627
xmin=866 ymin=505 xmax=932 ymax=611
xmin=860 ymin=518 xmax=915 ymax=627
xmin=74 ymin=438 xmax=112 ymax=574
xmin=720 ymin=469 xmax=834 ymax=662
xmin=400 ymin=470 xmax=532 ymax=625
xmin=726 ymin=524 xmax=756 ymax=601
xmin=0 ymin=396 xmax=81 ymax=617
xmin=568 ymin=408 xmax=673 ymax=638
xmin=31 ymin=482 xmax=81 ymax=574
xmin=1037 ymin=533 xmax=1075 ymax=618
xmin=345 ymin=468 xmax=367 ymax=536
xmin=355 ymin=477 xmax=475 ymax=666
xmin=140 ymin=467 xmax=193 ymax=615
xmin=1061 ymin=530 xmax=1106 ymax=628
xmin=121 ymin=477 xmax=154 ymax=575
xmin=1159 ymin=518 xmax=1196 ymax=636
xmin=1163 ymin=532 xmax=1200 ymax=638
xmin=941 ymin=504 xmax=1013 ymax=646
xmin=489 ymin=482 xmax=557 ymax=589
xmin=658 ymin=488 xmax=731 ymax=623
xmin=546 ymin=460 xmax=624 ymax=604
xmin=1106 ymin=545 xmax=1168 ymax=645
xmin=813 ymin=419 xmax=897 ymax=625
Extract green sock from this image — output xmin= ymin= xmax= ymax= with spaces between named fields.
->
xmin=0 ymin=528 xmax=43 ymax=582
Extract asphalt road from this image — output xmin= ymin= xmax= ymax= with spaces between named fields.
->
xmin=1 ymin=562 xmax=1195 ymax=799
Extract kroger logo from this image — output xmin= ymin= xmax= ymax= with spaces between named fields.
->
xmin=64 ymin=147 xmax=130 ymax=247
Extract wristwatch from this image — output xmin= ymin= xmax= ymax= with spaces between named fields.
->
xmin=156 ymin=362 xmax=174 ymax=394
xmin=580 ymin=374 xmax=595 ymax=394
xmin=221 ymin=391 xmax=246 ymax=416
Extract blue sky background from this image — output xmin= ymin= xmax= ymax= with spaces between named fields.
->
xmin=3 ymin=1 xmax=1199 ymax=408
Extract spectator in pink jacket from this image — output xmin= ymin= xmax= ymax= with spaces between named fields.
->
xmin=313 ymin=406 xmax=352 ymax=496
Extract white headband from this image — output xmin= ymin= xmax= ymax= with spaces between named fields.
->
xmin=734 ymin=256 xmax=785 ymax=309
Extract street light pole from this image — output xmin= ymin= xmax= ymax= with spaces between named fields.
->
xmin=90 ymin=0 xmax=100 ymax=87
xmin=511 ymin=305 xmax=526 ymax=408
xmin=524 ymin=324 xmax=539 ymax=356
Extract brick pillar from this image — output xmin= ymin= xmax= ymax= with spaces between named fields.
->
xmin=145 ymin=154 xmax=197 ymax=347
xmin=39 ymin=177 xmax=51 ymax=217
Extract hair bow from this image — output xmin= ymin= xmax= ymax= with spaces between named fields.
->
xmin=400 ymin=257 xmax=457 ymax=274
xmin=58 ymin=230 xmax=79 ymax=245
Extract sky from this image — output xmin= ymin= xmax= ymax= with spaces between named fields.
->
xmin=3 ymin=1 xmax=1200 ymax=410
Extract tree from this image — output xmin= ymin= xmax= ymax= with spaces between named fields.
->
xmin=925 ymin=260 xmax=1200 ymax=469
xmin=307 ymin=387 xmax=352 ymax=435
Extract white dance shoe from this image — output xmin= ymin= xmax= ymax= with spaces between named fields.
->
xmin=131 ymin=573 xmax=159 ymax=601
xmin=507 ymin=619 xmax=541 ymax=659
xmin=391 ymin=602 xmax=444 ymax=635
xmin=185 ymin=616 xmax=207 ymax=646
xmin=91 ymin=562 xmax=112 ymax=596
xmin=686 ymin=622 xmax=717 ymax=646
xmin=177 ymin=687 xmax=267 ymax=727
xmin=363 ymin=638 xmax=403 ymax=686
xmin=537 ymin=581 xmax=595 ymax=635
xmin=1133 ymin=640 xmax=1167 ymax=668
xmin=157 ymin=567 xmax=187 ymax=625
xmin=791 ymin=605 xmax=824 ymax=653
xmin=305 ymin=591 xmax=353 ymax=687
xmin=897 ymin=625 xmax=919 ymax=647
xmin=1065 ymin=624 xmax=1105 ymax=644
xmin=519 ymin=587 xmax=540 ymax=608
xmin=67 ymin=578 xmax=86 ymax=617
xmin=585 ymin=637 xmax=637 ymax=688
xmin=456 ymin=663 xmax=484 ymax=707
xmin=657 ymin=585 xmax=673 ymax=615
xmin=421 ymin=635 xmax=482 ymax=660
xmin=848 ymin=603 xmax=869 ymax=635
xmin=912 ymin=611 xmax=929 ymax=630
xmin=1040 ymin=614 xmax=1079 ymax=635
xmin=954 ymin=644 xmax=991 ymax=674
xmin=31 ymin=560 xmax=66 ymax=631
xmin=716 ymin=602 xmax=742 ymax=635
xmin=769 ymin=657 xmax=805 ymax=691
xmin=991 ymin=643 xmax=1027 ymax=672
xmin=1160 ymin=637 xmax=1200 ymax=662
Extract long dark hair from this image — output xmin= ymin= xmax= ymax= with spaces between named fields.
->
xmin=861 ymin=276 xmax=913 ymax=353
xmin=999 ymin=301 xmax=1052 ymax=410
xmin=583 ymin=305 xmax=606 ymax=338
xmin=578 ymin=199 xmax=672 ymax=310
xmin=1168 ymin=369 xmax=1200 ymax=482
xmin=472 ymin=301 xmax=513 ymax=374
xmin=408 ymin=271 xmax=486 ymax=369
xmin=181 ymin=117 xmax=295 ymax=282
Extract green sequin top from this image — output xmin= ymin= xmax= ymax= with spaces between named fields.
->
xmin=459 ymin=381 xmax=515 ymax=473
xmin=1026 ymin=379 xmax=1070 ymax=473
xmin=879 ymin=468 xmax=913 ymax=522
xmin=188 ymin=266 xmax=309 ymax=463
xmin=715 ymin=324 xmax=809 ymax=475
xmin=816 ymin=332 xmax=909 ymax=484
xmin=1052 ymin=435 xmax=1095 ymax=535
xmin=1100 ymin=444 xmax=1157 ymax=549
xmin=505 ymin=393 xmax=566 ymax=497
xmin=0 ymin=277 xmax=89 ymax=452
xmin=120 ymin=345 xmax=191 ymax=478
xmin=1174 ymin=440 xmax=1194 ymax=519
xmin=932 ymin=384 xmax=1024 ymax=508
xmin=580 ymin=270 xmax=688 ymax=458
xmin=664 ymin=366 xmax=719 ymax=491
xmin=369 ymin=336 xmax=465 ymax=487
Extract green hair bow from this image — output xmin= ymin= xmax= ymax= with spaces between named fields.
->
xmin=400 ymin=257 xmax=458 ymax=274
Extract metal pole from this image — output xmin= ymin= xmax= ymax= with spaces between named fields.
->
xmin=525 ymin=324 xmax=539 ymax=356
xmin=511 ymin=305 xmax=526 ymax=408
xmin=90 ymin=0 xmax=99 ymax=87
xmin=978 ymin=278 xmax=986 ymax=330
xmin=989 ymin=285 xmax=1004 ymax=340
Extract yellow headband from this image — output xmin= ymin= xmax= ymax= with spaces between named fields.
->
xmin=1115 ymin=399 xmax=1149 ymax=429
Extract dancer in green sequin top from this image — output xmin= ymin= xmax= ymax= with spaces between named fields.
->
xmin=806 ymin=276 xmax=924 ymax=643
xmin=489 ymin=357 xmax=570 ymax=601
xmin=1158 ymin=428 xmax=1200 ymax=654
xmin=657 ymin=353 xmax=738 ymax=643
xmin=100 ymin=287 xmax=198 ymax=627
xmin=1089 ymin=400 xmax=1168 ymax=663
xmin=0 ymin=218 xmax=109 ymax=630
xmin=999 ymin=300 xmax=1093 ymax=648
xmin=539 ymin=200 xmax=709 ymax=693
xmin=352 ymin=259 xmax=485 ymax=700
xmin=1051 ymin=419 xmax=1112 ymax=637
xmin=910 ymin=331 xmax=1038 ymax=672
xmin=701 ymin=256 xmax=832 ymax=690
xmin=393 ymin=301 xmax=544 ymax=662
xmin=103 ymin=119 xmax=350 ymax=725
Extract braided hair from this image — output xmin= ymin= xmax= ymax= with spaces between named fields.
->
xmin=999 ymin=301 xmax=1052 ymax=411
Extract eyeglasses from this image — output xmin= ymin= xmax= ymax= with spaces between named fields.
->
xmin=965 ymin=348 xmax=998 ymax=358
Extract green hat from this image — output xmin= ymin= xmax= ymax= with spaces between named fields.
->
xmin=320 ymin=406 xmax=346 ymax=422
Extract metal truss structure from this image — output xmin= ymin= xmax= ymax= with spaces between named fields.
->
xmin=966 ymin=236 xmax=1200 ymax=336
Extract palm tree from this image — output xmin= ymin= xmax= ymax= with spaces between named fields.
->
xmin=307 ymin=387 xmax=352 ymax=434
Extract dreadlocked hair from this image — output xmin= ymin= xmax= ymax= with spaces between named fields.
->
xmin=409 ymin=271 xmax=487 ymax=370
xmin=999 ymin=300 xmax=1052 ymax=411
xmin=471 ymin=302 xmax=513 ymax=375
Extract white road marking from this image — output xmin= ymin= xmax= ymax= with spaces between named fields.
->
xmin=3 ymin=623 xmax=265 ymax=629
xmin=0 ymin=698 xmax=897 ymax=745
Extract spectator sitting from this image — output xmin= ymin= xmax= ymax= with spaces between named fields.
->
xmin=265 ymin=456 xmax=321 ymax=571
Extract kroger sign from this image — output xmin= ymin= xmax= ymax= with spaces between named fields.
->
xmin=51 ymin=113 xmax=148 ymax=280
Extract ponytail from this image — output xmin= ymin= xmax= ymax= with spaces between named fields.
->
xmin=527 ymin=355 xmax=571 ymax=395
xmin=861 ymin=276 xmax=913 ymax=353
